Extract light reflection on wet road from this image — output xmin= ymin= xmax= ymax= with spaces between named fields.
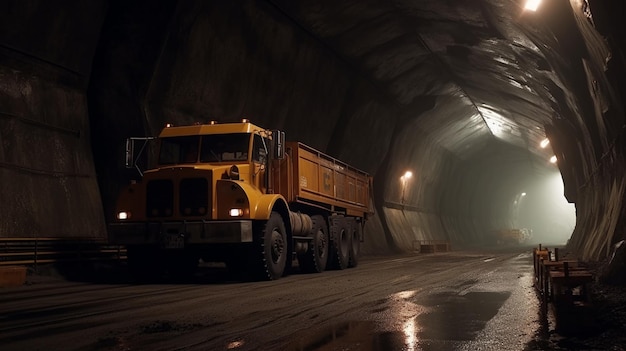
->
xmin=285 ymin=252 xmax=539 ymax=351
xmin=0 ymin=249 xmax=541 ymax=350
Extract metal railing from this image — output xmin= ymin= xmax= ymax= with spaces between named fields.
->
xmin=0 ymin=237 xmax=126 ymax=268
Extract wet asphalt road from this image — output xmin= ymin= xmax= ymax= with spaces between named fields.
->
xmin=0 ymin=248 xmax=541 ymax=351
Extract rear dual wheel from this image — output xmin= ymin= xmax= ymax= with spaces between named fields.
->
xmin=348 ymin=220 xmax=361 ymax=268
xmin=329 ymin=217 xmax=361 ymax=270
xmin=298 ymin=215 xmax=329 ymax=273
xmin=329 ymin=217 xmax=350 ymax=270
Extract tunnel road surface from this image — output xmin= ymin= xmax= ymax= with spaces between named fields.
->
xmin=0 ymin=249 xmax=541 ymax=351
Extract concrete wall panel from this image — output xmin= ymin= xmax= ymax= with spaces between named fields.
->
xmin=0 ymin=67 xmax=105 ymax=238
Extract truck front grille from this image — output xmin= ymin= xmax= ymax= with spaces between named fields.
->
xmin=146 ymin=179 xmax=174 ymax=217
xmin=180 ymin=178 xmax=209 ymax=216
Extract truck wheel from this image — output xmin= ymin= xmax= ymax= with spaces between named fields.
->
xmin=348 ymin=220 xmax=360 ymax=268
xmin=329 ymin=217 xmax=350 ymax=270
xmin=253 ymin=211 xmax=288 ymax=280
xmin=298 ymin=215 xmax=328 ymax=273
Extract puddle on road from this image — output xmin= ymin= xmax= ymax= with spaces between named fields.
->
xmin=284 ymin=320 xmax=410 ymax=351
xmin=417 ymin=291 xmax=511 ymax=341
xmin=284 ymin=291 xmax=511 ymax=350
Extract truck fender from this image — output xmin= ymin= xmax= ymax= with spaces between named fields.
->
xmin=252 ymin=194 xmax=290 ymax=221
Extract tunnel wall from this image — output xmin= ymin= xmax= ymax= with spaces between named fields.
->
xmin=377 ymin=100 xmax=481 ymax=251
xmin=0 ymin=1 xmax=107 ymax=239
xmin=535 ymin=1 xmax=626 ymax=264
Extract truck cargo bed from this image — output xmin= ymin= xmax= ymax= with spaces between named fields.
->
xmin=284 ymin=142 xmax=370 ymax=217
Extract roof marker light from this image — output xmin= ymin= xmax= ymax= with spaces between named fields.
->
xmin=242 ymin=118 xmax=249 ymax=123
xmin=165 ymin=123 xmax=174 ymax=128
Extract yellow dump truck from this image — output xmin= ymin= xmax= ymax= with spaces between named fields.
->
xmin=108 ymin=120 xmax=372 ymax=280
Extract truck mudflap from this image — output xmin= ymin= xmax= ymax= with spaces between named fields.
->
xmin=108 ymin=220 xmax=253 ymax=247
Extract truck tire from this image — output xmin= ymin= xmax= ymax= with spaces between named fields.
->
xmin=348 ymin=219 xmax=360 ymax=268
xmin=329 ymin=217 xmax=350 ymax=270
xmin=298 ymin=215 xmax=329 ymax=273
xmin=252 ymin=211 xmax=288 ymax=280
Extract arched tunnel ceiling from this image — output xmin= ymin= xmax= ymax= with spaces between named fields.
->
xmin=272 ymin=0 xmax=560 ymax=163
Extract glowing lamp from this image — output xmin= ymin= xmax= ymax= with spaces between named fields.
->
xmin=525 ymin=0 xmax=541 ymax=11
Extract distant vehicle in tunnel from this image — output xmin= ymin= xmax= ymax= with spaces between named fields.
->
xmin=492 ymin=228 xmax=532 ymax=245
xmin=108 ymin=120 xmax=372 ymax=280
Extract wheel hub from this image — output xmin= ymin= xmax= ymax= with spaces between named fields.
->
xmin=271 ymin=229 xmax=284 ymax=263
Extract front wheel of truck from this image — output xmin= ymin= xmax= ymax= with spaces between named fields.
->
xmin=252 ymin=211 xmax=288 ymax=280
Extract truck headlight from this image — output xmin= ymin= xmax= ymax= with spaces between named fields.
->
xmin=229 ymin=208 xmax=244 ymax=217
xmin=117 ymin=211 xmax=131 ymax=220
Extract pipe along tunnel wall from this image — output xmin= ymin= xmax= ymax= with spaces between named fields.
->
xmin=0 ymin=1 xmax=625 ymax=280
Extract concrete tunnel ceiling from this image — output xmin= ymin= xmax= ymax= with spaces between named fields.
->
xmin=1 ymin=1 xmax=625 ymax=277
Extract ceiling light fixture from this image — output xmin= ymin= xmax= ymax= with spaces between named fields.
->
xmin=525 ymin=0 xmax=542 ymax=11
xmin=550 ymin=155 xmax=557 ymax=164
xmin=540 ymin=138 xmax=550 ymax=148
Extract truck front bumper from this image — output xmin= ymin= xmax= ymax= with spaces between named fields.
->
xmin=108 ymin=220 xmax=253 ymax=246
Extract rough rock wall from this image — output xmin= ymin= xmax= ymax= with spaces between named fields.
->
xmin=540 ymin=1 xmax=626 ymax=263
xmin=0 ymin=1 xmax=107 ymax=238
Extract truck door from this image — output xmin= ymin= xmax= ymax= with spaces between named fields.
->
xmin=252 ymin=134 xmax=269 ymax=193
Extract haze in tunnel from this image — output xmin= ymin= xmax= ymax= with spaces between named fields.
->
xmin=517 ymin=171 xmax=576 ymax=246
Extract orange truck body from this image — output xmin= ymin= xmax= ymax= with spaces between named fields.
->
xmin=274 ymin=142 xmax=370 ymax=218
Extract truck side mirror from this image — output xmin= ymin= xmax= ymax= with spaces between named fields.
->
xmin=124 ymin=137 xmax=156 ymax=177
xmin=124 ymin=138 xmax=134 ymax=169
xmin=272 ymin=130 xmax=285 ymax=159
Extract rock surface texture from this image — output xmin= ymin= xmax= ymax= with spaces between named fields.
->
xmin=0 ymin=1 xmax=625 ymax=278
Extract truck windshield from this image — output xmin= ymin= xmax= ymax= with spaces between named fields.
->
xmin=200 ymin=133 xmax=250 ymax=162
xmin=158 ymin=133 xmax=251 ymax=165
xmin=159 ymin=136 xmax=200 ymax=165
